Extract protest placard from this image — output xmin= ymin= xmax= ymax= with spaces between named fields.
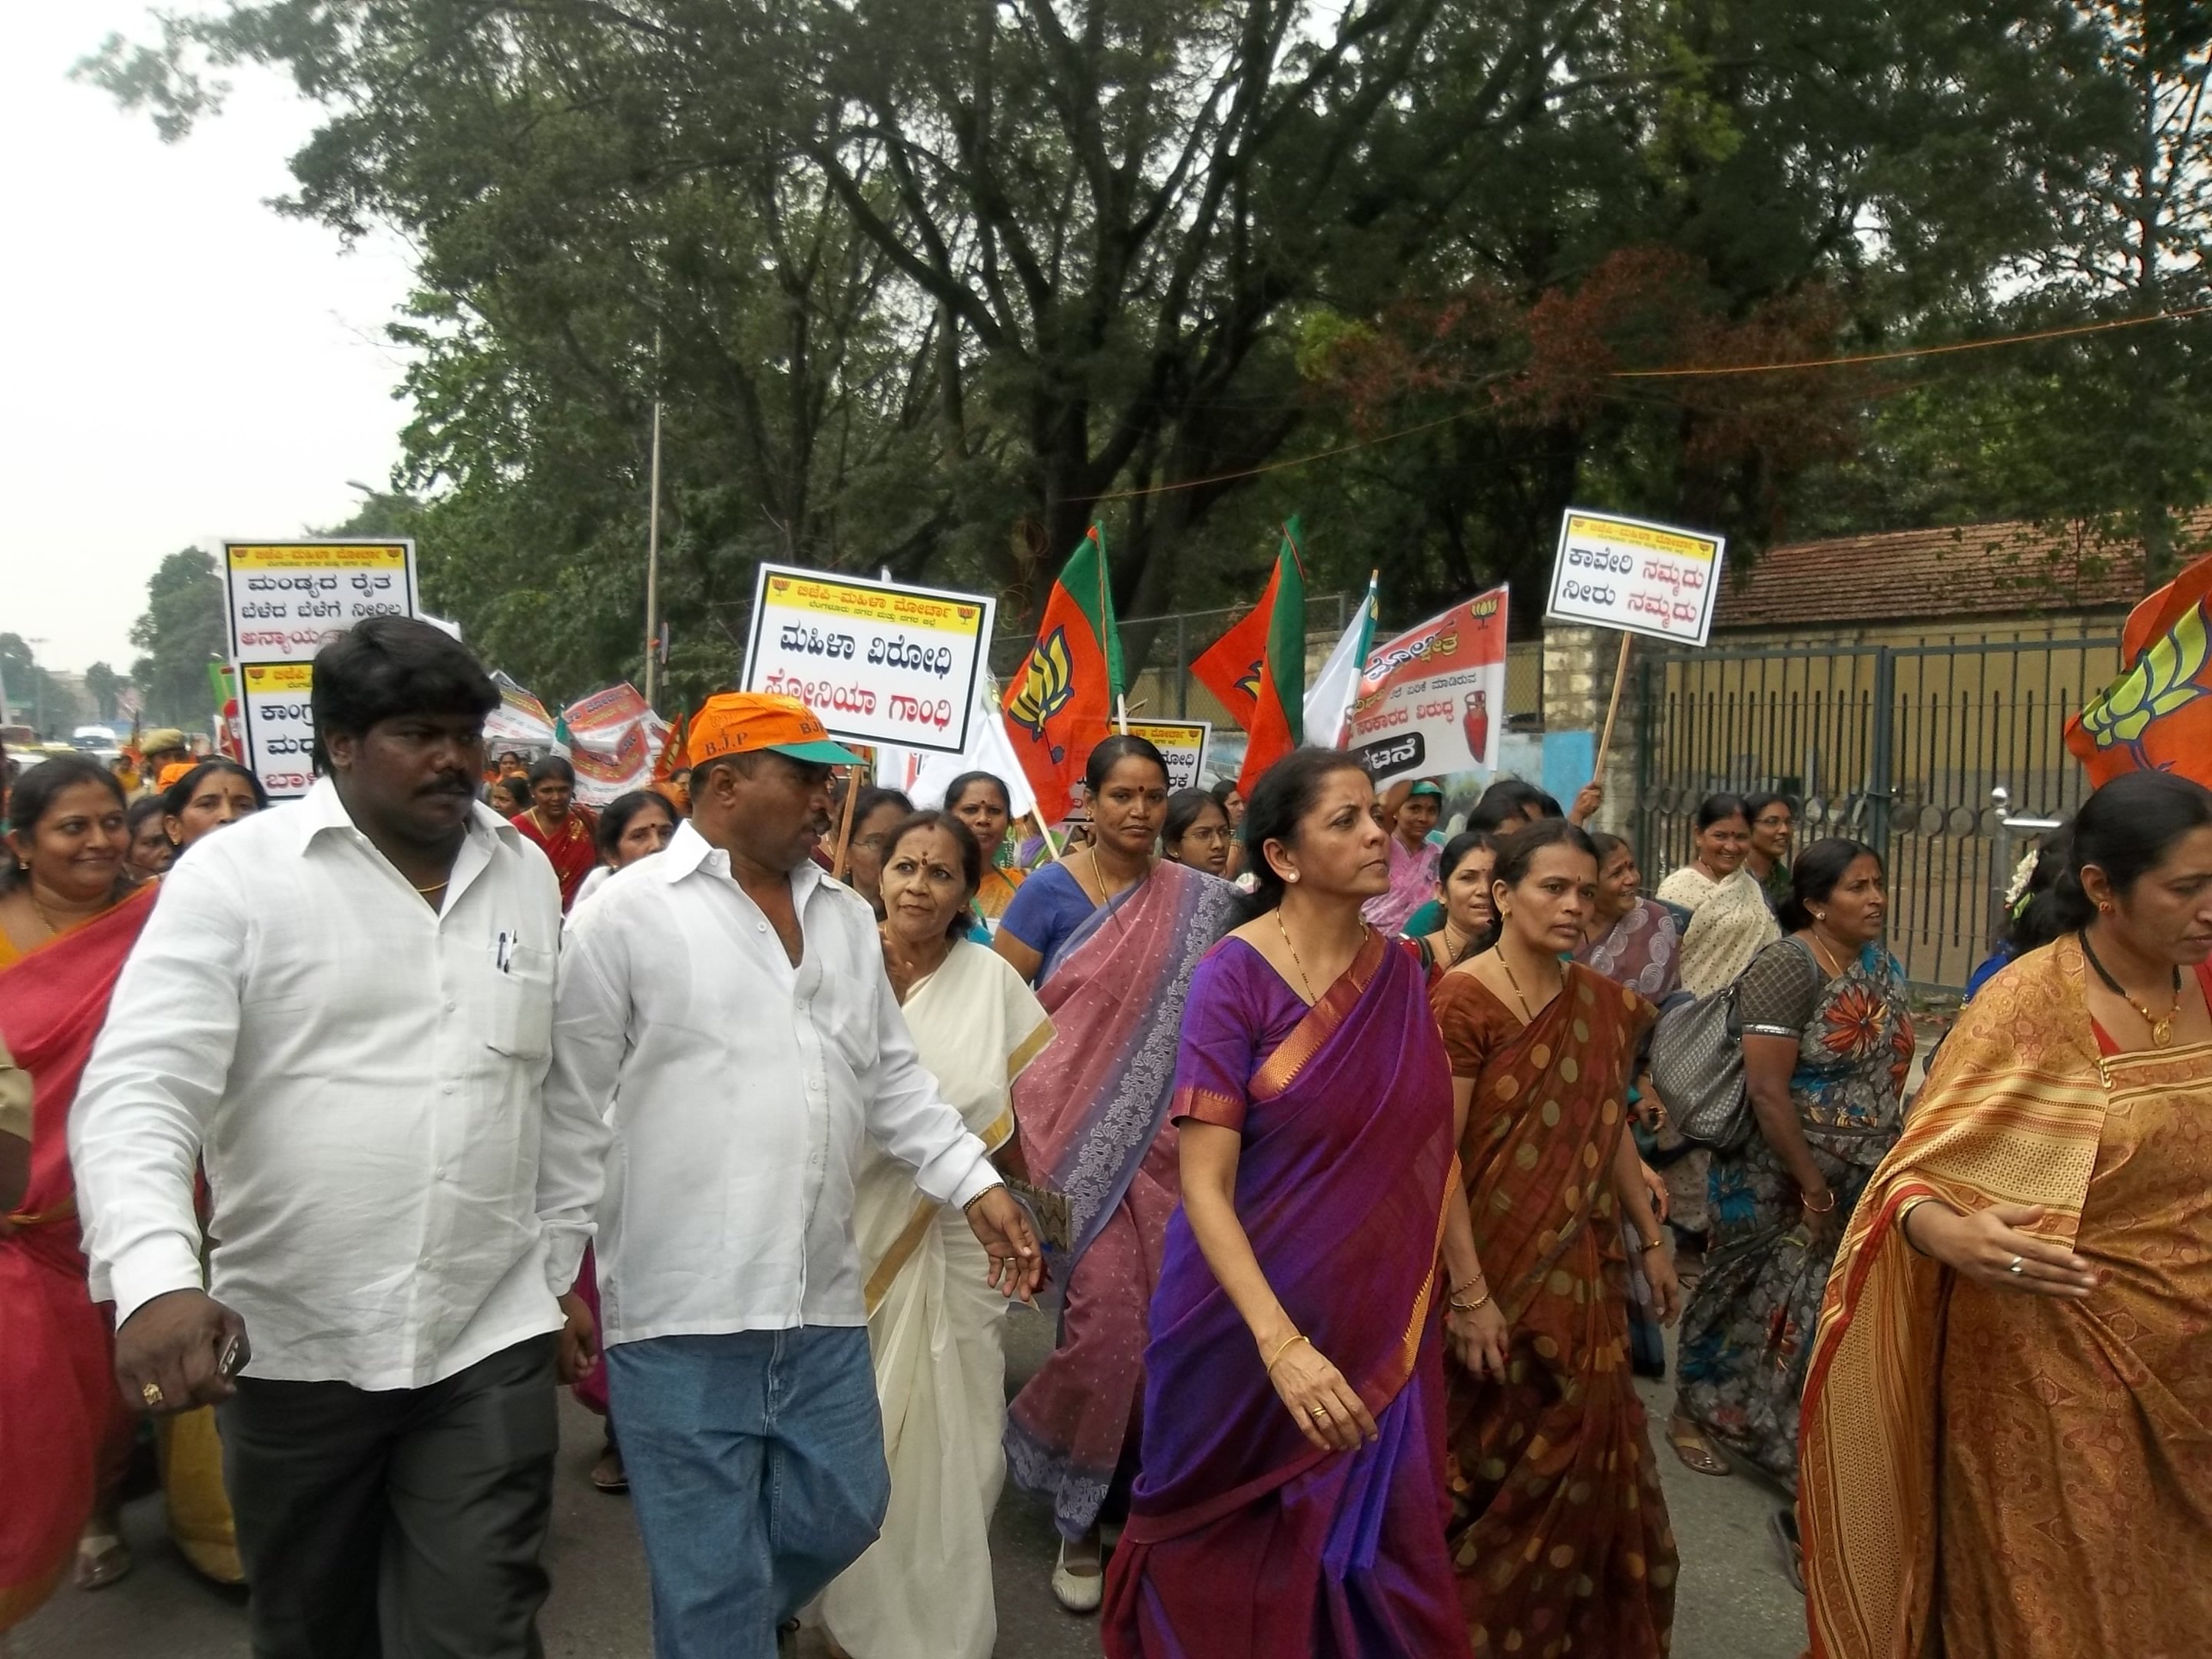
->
xmin=1119 ymin=720 xmax=1212 ymax=792
xmin=741 ymin=565 xmax=996 ymax=756
xmin=223 ymin=540 xmax=421 ymax=663
xmin=561 ymin=684 xmax=667 ymax=807
xmin=1346 ymin=588 xmax=1510 ymax=783
xmin=1545 ymin=511 xmax=1725 ymax=647
xmin=237 ymin=661 xmax=319 ymax=800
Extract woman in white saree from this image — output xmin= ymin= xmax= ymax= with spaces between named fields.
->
xmin=820 ymin=812 xmax=1053 ymax=1659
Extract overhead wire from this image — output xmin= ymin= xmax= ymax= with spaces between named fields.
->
xmin=1067 ymin=303 xmax=2212 ymax=505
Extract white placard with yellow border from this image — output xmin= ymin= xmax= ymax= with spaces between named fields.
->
xmin=223 ymin=539 xmax=421 ymax=663
xmin=740 ymin=564 xmax=997 ymax=755
xmin=1545 ymin=511 xmax=1726 ymax=647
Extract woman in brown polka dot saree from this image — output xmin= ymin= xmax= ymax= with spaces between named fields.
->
xmin=1429 ymin=821 xmax=1681 ymax=1657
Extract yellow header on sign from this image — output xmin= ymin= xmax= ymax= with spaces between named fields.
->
xmin=243 ymin=663 xmax=315 ymax=694
xmin=1123 ymin=720 xmax=1207 ymax=750
xmin=228 ymin=543 xmax=407 ymax=570
xmin=766 ymin=575 xmax=983 ymax=636
xmin=1565 ymin=515 xmax=1718 ymax=562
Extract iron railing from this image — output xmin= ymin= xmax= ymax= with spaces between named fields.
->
xmin=1634 ymin=634 xmax=2121 ymax=990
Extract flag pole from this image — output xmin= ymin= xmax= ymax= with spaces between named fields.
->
xmin=1591 ymin=632 xmax=1633 ymax=780
xmin=830 ymin=753 xmax=868 ymax=879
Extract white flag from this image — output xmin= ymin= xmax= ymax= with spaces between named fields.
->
xmin=1302 ymin=577 xmax=1378 ymax=749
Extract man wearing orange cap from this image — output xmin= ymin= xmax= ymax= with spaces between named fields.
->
xmin=545 ymin=693 xmax=1043 ymax=1659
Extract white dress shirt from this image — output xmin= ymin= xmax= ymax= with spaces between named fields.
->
xmin=543 ymin=820 xmax=1001 ymax=1347
xmin=71 ymin=778 xmax=595 ymax=1390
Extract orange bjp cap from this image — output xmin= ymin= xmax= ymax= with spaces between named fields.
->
xmin=687 ymin=693 xmax=862 ymax=767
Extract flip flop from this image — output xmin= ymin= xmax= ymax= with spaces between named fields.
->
xmin=1666 ymin=1415 xmax=1731 ymax=1477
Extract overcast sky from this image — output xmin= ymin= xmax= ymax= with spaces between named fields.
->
xmin=1 ymin=5 xmax=416 ymax=675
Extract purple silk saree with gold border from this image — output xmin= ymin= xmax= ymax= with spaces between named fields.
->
xmin=1102 ymin=931 xmax=1469 ymax=1658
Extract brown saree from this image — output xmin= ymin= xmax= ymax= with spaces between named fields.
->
xmin=1431 ymin=962 xmax=1675 ymax=1657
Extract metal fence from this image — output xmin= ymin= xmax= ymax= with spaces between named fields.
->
xmin=1633 ymin=634 xmax=2122 ymax=990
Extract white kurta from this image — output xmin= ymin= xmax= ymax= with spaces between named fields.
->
xmin=819 ymin=939 xmax=1052 ymax=1659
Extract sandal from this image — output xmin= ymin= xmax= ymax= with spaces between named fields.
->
xmin=1769 ymin=1506 xmax=1805 ymax=1594
xmin=1666 ymin=1413 xmax=1730 ymax=1478
xmin=74 ymin=1531 xmax=133 ymax=1592
xmin=590 ymin=1442 xmax=628 ymax=1494
xmin=1051 ymin=1533 xmax=1104 ymax=1614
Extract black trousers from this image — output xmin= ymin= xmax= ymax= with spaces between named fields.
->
xmin=219 ymin=1334 xmax=559 ymax=1659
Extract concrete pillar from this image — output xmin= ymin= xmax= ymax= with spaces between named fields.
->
xmin=1538 ymin=622 xmax=1637 ymax=836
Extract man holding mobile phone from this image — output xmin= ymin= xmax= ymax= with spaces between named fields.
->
xmin=71 ymin=617 xmax=602 ymax=1659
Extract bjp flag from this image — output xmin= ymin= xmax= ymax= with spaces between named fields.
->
xmin=1003 ymin=525 xmax=1124 ymax=823
xmin=1193 ymin=519 xmax=1308 ymax=791
xmin=2067 ymin=549 xmax=2212 ymax=787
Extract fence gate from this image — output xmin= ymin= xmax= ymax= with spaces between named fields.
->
xmin=1633 ymin=636 xmax=2121 ymax=991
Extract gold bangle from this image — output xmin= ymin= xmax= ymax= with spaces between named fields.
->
xmin=1448 ymin=1290 xmax=1492 ymax=1314
xmin=1638 ymin=1235 xmax=1666 ymax=1253
xmin=1264 ymin=1333 xmax=1310 ymax=1373
xmin=1801 ymin=1189 xmax=1839 ymax=1215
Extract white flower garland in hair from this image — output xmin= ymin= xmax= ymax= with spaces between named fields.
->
xmin=2002 ymin=846 xmax=2041 ymax=915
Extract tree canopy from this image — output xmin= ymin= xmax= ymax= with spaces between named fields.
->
xmin=128 ymin=548 xmax=228 ymax=729
xmin=81 ymin=0 xmax=2212 ymax=697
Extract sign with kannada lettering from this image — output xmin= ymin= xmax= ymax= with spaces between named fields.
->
xmin=1544 ymin=511 xmax=1725 ymax=647
xmin=740 ymin=565 xmax=997 ymax=756
xmin=1347 ymin=587 xmax=1511 ymax=784
xmin=237 ymin=661 xmax=320 ymax=801
xmin=222 ymin=539 xmax=422 ymax=663
xmin=1114 ymin=720 xmax=1211 ymax=793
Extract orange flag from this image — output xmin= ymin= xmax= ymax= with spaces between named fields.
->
xmin=2066 ymin=550 xmax=2212 ymax=787
xmin=1003 ymin=525 xmax=1124 ymax=823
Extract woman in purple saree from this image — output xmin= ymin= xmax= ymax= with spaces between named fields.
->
xmin=1104 ymin=752 xmax=1489 ymax=1658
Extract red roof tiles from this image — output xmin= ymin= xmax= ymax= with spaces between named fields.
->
xmin=1709 ymin=514 xmax=2197 ymax=630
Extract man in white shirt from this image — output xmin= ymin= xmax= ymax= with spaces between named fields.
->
xmin=71 ymin=617 xmax=600 ymax=1659
xmin=544 ymin=692 xmax=1041 ymax=1658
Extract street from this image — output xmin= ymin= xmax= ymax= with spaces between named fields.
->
xmin=15 ymin=1308 xmax=1806 ymax=1658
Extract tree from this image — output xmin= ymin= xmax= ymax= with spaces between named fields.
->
xmin=82 ymin=662 xmax=128 ymax=723
xmin=79 ymin=0 xmax=2179 ymax=664
xmin=128 ymin=548 xmax=227 ymax=729
xmin=0 ymin=636 xmax=83 ymax=737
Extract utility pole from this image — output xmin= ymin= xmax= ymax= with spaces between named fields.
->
xmin=644 ymin=330 xmax=664 ymax=710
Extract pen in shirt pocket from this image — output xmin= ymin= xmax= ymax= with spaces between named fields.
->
xmin=496 ymin=931 xmax=514 ymax=973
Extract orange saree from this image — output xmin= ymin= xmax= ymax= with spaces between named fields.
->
xmin=1800 ymin=938 xmax=2212 ymax=1658
xmin=1431 ymin=963 xmax=1675 ymax=1657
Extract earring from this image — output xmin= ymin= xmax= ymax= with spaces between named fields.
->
xmin=1285 ymin=871 xmax=1299 ymax=883
xmin=1813 ymin=909 xmax=1826 ymax=922
xmin=2099 ymin=899 xmax=2114 ymax=913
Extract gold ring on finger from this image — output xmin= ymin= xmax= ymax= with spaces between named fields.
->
xmin=1309 ymin=1404 xmax=1330 ymax=1418
xmin=141 ymin=1382 xmax=164 ymax=1407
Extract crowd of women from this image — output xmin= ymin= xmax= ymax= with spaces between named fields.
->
xmin=5 ymin=714 xmax=2208 ymax=1659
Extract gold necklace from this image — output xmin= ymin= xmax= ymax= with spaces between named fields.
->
xmin=1086 ymin=845 xmax=1147 ymax=904
xmin=1808 ymin=932 xmax=1846 ymax=979
xmin=1441 ymin=919 xmax=1471 ymax=965
xmin=1495 ymin=948 xmax=1556 ymax=1023
xmin=1274 ymin=909 xmax=1319 ymax=1002
xmin=2080 ymin=931 xmax=2183 ymax=1048
xmin=28 ymin=889 xmax=80 ymax=939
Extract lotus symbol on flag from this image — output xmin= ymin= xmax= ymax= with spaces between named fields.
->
xmin=1008 ymin=625 xmax=1077 ymax=758
xmin=2077 ymin=598 xmax=2211 ymax=769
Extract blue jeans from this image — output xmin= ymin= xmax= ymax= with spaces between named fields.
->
xmin=605 ymin=1326 xmax=889 ymax=1659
